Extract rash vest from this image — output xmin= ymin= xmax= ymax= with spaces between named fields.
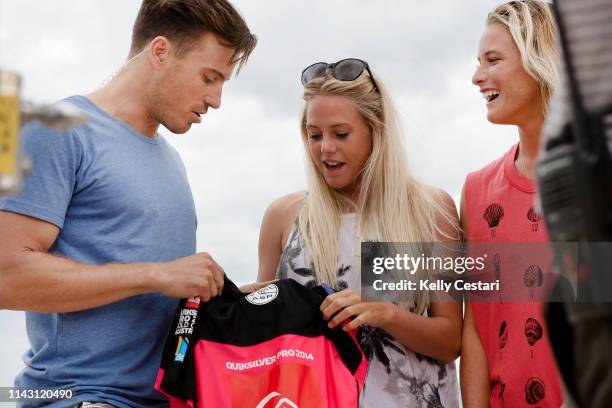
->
xmin=155 ymin=277 xmax=368 ymax=407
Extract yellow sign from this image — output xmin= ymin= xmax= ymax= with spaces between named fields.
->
xmin=0 ymin=95 xmax=20 ymax=175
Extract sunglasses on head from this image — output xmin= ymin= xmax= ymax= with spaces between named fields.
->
xmin=301 ymin=58 xmax=379 ymax=91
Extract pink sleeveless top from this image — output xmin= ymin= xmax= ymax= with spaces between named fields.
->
xmin=464 ymin=143 xmax=563 ymax=407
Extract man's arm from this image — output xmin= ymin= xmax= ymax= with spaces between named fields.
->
xmin=0 ymin=211 xmax=224 ymax=313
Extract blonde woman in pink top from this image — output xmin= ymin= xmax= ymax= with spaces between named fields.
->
xmin=460 ymin=1 xmax=564 ymax=407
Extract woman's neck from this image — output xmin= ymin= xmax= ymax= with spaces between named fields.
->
xmin=515 ymin=115 xmax=545 ymax=179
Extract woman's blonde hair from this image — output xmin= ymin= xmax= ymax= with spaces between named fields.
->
xmin=298 ymin=68 xmax=457 ymax=310
xmin=487 ymin=0 xmax=559 ymax=110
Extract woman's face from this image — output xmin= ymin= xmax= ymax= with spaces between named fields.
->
xmin=472 ymin=23 xmax=543 ymax=126
xmin=305 ymin=94 xmax=373 ymax=196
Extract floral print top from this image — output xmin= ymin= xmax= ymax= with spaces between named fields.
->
xmin=276 ymin=214 xmax=459 ymax=407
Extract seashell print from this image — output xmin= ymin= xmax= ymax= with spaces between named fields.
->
xmin=494 ymin=254 xmax=502 ymax=301
xmin=484 ymin=203 xmax=505 ymax=228
xmin=498 ymin=320 xmax=508 ymax=349
xmin=492 ymin=376 xmax=506 ymax=403
xmin=527 ymin=206 xmax=542 ymax=231
xmin=494 ymin=254 xmax=501 ymax=280
xmin=525 ymin=377 xmax=545 ymax=405
xmin=524 ymin=265 xmax=543 ymax=287
xmin=525 ymin=317 xmax=543 ymax=346
xmin=527 ymin=206 xmax=541 ymax=222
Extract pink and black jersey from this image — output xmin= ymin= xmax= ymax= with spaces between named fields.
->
xmin=155 ymin=277 xmax=367 ymax=407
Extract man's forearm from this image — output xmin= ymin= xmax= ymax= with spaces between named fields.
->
xmin=0 ymin=250 xmax=159 ymax=313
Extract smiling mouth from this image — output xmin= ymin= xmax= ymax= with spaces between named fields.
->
xmin=191 ymin=112 xmax=202 ymax=123
xmin=483 ymin=90 xmax=500 ymax=103
xmin=323 ymin=160 xmax=345 ymax=171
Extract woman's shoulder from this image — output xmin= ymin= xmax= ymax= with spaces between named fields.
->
xmin=263 ymin=191 xmax=307 ymax=227
xmin=422 ymin=184 xmax=457 ymax=212
xmin=421 ymin=184 xmax=460 ymax=241
xmin=267 ymin=191 xmax=306 ymax=215
xmin=259 ymin=192 xmax=307 ymax=262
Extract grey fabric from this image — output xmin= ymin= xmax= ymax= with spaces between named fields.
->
xmin=541 ymin=1 xmax=612 ymax=407
xmin=542 ymin=0 xmax=612 ymax=149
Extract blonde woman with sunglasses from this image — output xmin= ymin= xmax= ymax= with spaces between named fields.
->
xmin=258 ymin=59 xmax=462 ymax=407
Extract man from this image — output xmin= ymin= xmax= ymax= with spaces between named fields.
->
xmin=0 ymin=1 xmax=256 ymax=407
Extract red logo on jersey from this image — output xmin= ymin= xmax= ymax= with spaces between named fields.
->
xmin=185 ymin=297 xmax=201 ymax=309
xmin=228 ymin=363 xmax=323 ymax=407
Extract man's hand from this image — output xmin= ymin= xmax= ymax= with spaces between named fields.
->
xmin=153 ymin=252 xmax=225 ymax=301
xmin=239 ymin=279 xmax=279 ymax=294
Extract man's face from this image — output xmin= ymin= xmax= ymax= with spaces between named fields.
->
xmin=148 ymin=32 xmax=236 ymax=134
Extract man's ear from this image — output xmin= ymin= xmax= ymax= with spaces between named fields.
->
xmin=148 ymin=36 xmax=171 ymax=68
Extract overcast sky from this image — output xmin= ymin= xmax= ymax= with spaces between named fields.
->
xmin=0 ymin=0 xmax=520 ymax=391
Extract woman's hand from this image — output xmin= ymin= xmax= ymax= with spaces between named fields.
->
xmin=320 ymin=289 xmax=395 ymax=331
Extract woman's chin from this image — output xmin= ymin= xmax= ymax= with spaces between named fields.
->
xmin=324 ymin=181 xmax=353 ymax=195
xmin=486 ymin=111 xmax=512 ymax=125
xmin=325 ymin=181 xmax=347 ymax=191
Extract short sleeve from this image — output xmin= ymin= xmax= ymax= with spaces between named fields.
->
xmin=0 ymin=122 xmax=82 ymax=229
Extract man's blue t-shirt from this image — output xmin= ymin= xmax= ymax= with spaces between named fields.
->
xmin=0 ymin=96 xmax=197 ymax=407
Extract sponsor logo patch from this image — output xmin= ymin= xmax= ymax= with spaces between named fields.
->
xmin=229 ymin=362 xmax=322 ymax=407
xmin=246 ymin=284 xmax=279 ymax=306
xmin=173 ymin=336 xmax=189 ymax=362
xmin=185 ymin=296 xmax=201 ymax=309
xmin=256 ymin=391 xmax=298 ymax=408
xmin=174 ymin=308 xmax=198 ymax=336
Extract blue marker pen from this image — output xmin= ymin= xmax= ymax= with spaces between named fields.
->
xmin=321 ymin=282 xmax=336 ymax=296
